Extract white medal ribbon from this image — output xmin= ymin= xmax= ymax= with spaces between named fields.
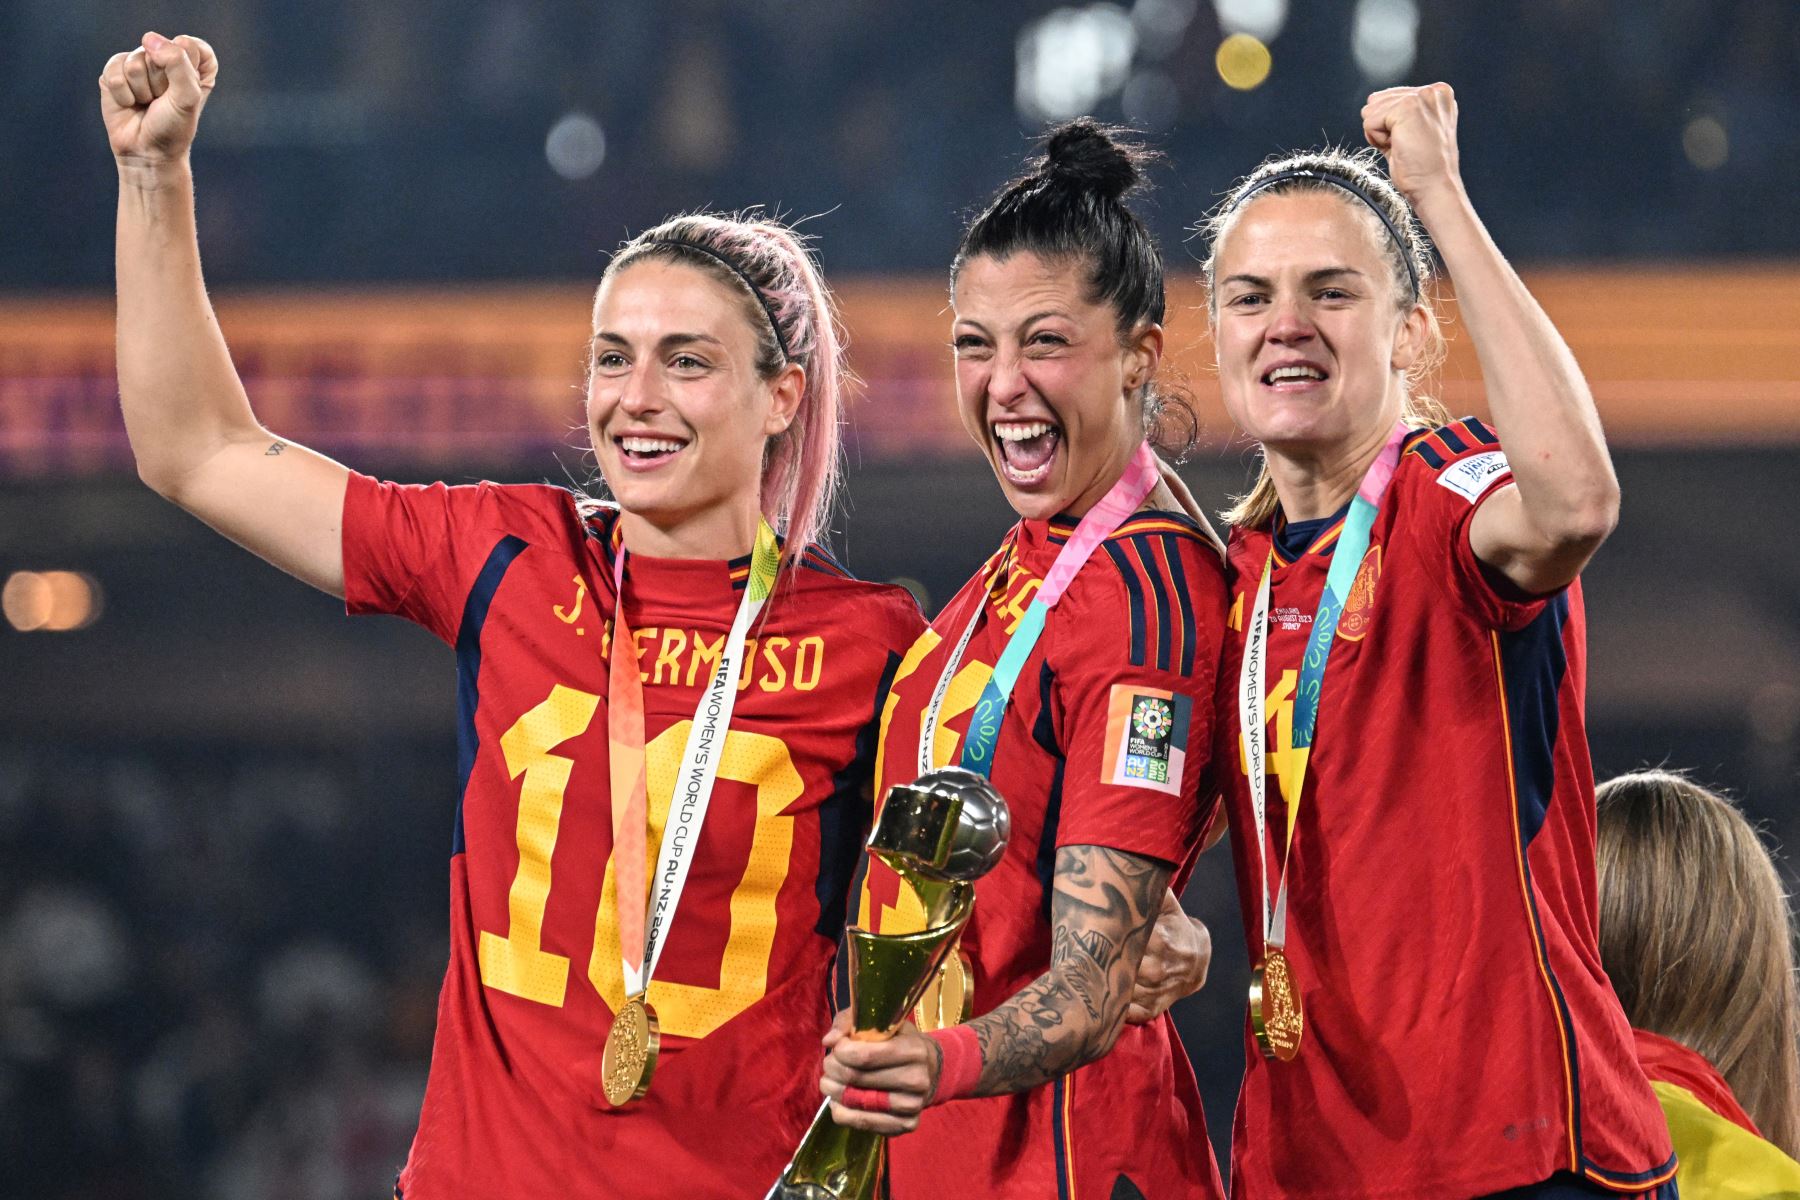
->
xmin=1238 ymin=423 xmax=1409 ymax=958
xmin=916 ymin=599 xmax=986 ymax=776
xmin=1239 ymin=560 xmax=1284 ymax=951
xmin=623 ymin=561 xmax=771 ymax=997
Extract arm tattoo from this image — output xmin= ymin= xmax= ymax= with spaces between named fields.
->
xmin=966 ymin=845 xmax=1169 ymax=1097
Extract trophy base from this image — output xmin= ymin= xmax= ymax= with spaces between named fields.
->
xmin=770 ymin=1114 xmax=885 ymax=1200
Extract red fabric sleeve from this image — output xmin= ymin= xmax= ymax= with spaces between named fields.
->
xmin=1047 ymin=534 xmax=1227 ymax=867
xmin=341 ymin=472 xmax=576 ymax=644
xmin=1399 ymin=428 xmax=1555 ymax=632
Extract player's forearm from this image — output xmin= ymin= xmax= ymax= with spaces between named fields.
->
xmin=115 ymin=156 xmax=266 ymax=500
xmin=1414 ymin=182 xmax=1619 ymax=549
xmin=963 ymin=964 xmax=1116 ymax=1095
xmin=962 ymin=846 xmax=1167 ymax=1096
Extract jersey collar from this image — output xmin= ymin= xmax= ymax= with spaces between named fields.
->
xmin=1270 ymin=500 xmax=1352 ymax=565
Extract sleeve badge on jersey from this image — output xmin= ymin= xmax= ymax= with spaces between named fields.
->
xmin=1435 ymin=450 xmax=1510 ymax=504
xmin=1101 ymin=685 xmax=1190 ymax=795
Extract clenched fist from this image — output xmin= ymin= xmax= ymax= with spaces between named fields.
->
xmin=99 ymin=32 xmax=218 ymax=166
xmin=1361 ymin=83 xmax=1462 ymax=208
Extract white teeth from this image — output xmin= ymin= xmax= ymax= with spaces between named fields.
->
xmin=619 ymin=436 xmax=685 ymax=454
xmin=1266 ymin=365 xmax=1325 ymax=383
xmin=994 ymin=421 xmax=1056 ymax=442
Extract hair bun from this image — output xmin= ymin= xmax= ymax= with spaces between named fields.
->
xmin=1038 ymin=119 xmax=1150 ymax=202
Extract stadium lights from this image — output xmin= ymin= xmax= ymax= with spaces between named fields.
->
xmin=1212 ymin=0 xmax=1287 ymax=43
xmin=1683 ymin=114 xmax=1729 ymax=171
xmin=1352 ymin=0 xmax=1419 ymax=83
xmin=1015 ymin=4 xmax=1139 ymax=122
xmin=1216 ymin=33 xmax=1273 ymax=91
xmin=3 ymin=570 xmax=103 ymax=633
xmin=546 ymin=112 xmax=607 ymax=180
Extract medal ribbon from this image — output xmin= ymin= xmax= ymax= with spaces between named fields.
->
xmin=919 ymin=442 xmax=1160 ymax=778
xmin=609 ymin=517 xmax=781 ymax=997
xmin=1240 ymin=423 xmax=1406 ymax=952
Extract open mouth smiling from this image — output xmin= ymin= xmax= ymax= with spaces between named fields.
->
xmin=993 ymin=419 xmax=1061 ymax=486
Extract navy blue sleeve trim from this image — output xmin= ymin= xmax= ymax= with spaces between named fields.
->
xmin=1031 ymin=661 xmax=1067 ymax=924
xmin=452 ymin=535 xmax=530 ymax=856
xmin=1129 ymin=534 xmax=1175 ymax=672
xmin=1436 ymin=423 xmax=1470 ymax=455
xmin=1461 ymin=416 xmax=1500 ymax=447
xmin=1410 ymin=439 xmax=1447 ymax=469
xmin=1162 ymin=534 xmax=1199 ymax=676
xmin=800 ymin=544 xmax=856 ymax=579
xmin=1103 ymin=540 xmax=1148 ymax=668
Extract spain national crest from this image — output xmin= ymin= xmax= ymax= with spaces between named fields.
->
xmin=1336 ymin=544 xmax=1381 ymax=642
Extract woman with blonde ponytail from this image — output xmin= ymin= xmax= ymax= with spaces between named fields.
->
xmin=1597 ymin=770 xmax=1800 ymax=1196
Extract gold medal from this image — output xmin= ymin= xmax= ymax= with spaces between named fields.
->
xmin=601 ymin=993 xmax=661 ymax=1106
xmin=1249 ymin=946 xmax=1303 ymax=1061
xmin=911 ymin=947 xmax=974 ymax=1032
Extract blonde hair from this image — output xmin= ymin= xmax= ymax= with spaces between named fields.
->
xmin=1595 ymin=769 xmax=1800 ymax=1157
xmin=1195 ymin=147 xmax=1448 ymax=529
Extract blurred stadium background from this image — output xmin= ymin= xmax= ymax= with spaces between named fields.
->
xmin=3 ymin=1 xmax=1798 ymax=1196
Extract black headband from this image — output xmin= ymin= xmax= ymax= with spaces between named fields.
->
xmin=1230 ymin=168 xmax=1421 ymax=300
xmin=641 ymin=237 xmax=793 ymax=361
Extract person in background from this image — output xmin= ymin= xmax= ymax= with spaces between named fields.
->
xmin=1597 ymin=769 xmax=1800 ymax=1197
xmin=1200 ymin=84 xmax=1674 ymax=1197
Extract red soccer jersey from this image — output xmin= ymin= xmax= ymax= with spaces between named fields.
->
xmin=1218 ymin=418 xmax=1675 ymax=1198
xmin=861 ymin=508 xmax=1228 ymax=1200
xmin=340 ymin=473 xmax=925 ymax=1200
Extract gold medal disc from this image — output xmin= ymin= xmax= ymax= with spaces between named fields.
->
xmin=601 ymin=994 xmax=661 ymax=1106
xmin=1249 ymin=947 xmax=1304 ymax=1061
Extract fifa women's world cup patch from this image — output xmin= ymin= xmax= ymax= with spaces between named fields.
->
xmin=1101 ymin=684 xmax=1190 ymax=795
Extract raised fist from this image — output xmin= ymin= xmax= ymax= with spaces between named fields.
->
xmin=99 ymin=32 xmax=218 ymax=164
xmin=1361 ymin=83 xmax=1461 ymax=205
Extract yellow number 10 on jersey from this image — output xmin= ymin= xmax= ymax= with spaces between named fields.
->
xmin=475 ymin=684 xmax=803 ymax=1039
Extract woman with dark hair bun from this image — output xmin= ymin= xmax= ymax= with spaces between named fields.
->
xmin=1203 ymin=85 xmax=1674 ymax=1197
xmin=816 ymin=120 xmax=1228 ymax=1199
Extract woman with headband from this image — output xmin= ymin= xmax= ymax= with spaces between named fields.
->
xmin=1199 ymin=85 xmax=1674 ymax=1197
xmin=816 ymin=121 xmax=1229 ymax=1200
xmin=103 ymin=32 xmax=926 ymax=1197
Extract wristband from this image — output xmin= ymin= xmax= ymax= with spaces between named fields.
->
xmin=926 ymin=1024 xmax=982 ymax=1104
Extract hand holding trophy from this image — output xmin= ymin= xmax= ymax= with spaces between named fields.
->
xmin=770 ymin=765 xmax=1009 ymax=1200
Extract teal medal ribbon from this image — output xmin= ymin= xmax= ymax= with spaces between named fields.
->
xmin=918 ymin=443 xmax=1160 ymax=779
xmin=1242 ymin=421 xmax=1408 ymax=948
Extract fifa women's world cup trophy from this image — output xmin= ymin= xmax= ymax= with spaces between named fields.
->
xmin=770 ymin=766 xmax=1010 ymax=1200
